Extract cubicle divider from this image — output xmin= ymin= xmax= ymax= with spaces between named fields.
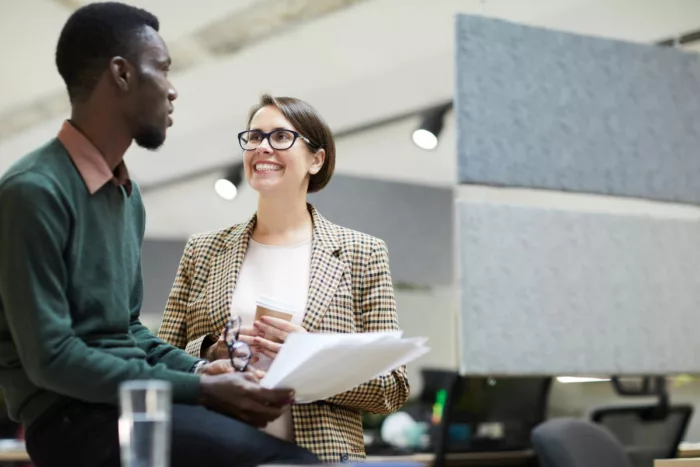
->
xmin=454 ymin=14 xmax=700 ymax=378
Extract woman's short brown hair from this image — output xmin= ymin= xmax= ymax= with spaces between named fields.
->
xmin=246 ymin=94 xmax=336 ymax=193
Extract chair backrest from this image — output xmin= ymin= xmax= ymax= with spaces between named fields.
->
xmin=591 ymin=404 xmax=693 ymax=467
xmin=531 ymin=418 xmax=634 ymax=467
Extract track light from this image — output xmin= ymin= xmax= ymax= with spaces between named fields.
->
xmin=412 ymin=102 xmax=452 ymax=151
xmin=214 ymin=161 xmax=244 ymax=201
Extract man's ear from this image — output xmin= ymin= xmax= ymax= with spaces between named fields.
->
xmin=109 ymin=57 xmax=132 ymax=92
xmin=309 ymin=148 xmax=325 ymax=175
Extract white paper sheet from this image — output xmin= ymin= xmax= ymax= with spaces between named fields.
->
xmin=260 ymin=332 xmax=429 ymax=403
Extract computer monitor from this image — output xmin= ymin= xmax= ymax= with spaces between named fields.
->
xmin=420 ymin=369 xmax=552 ymax=452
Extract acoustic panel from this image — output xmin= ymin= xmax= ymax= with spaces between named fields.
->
xmin=309 ymin=174 xmax=454 ymax=286
xmin=455 ymin=15 xmax=700 ymax=205
xmin=457 ymin=199 xmax=700 ymax=375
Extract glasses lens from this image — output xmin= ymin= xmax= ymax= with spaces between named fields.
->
xmin=232 ymin=342 xmax=251 ymax=360
xmin=224 ymin=317 xmax=242 ymax=345
xmin=231 ymin=316 xmax=241 ymax=337
xmin=269 ymin=130 xmax=296 ymax=150
xmin=232 ymin=342 xmax=252 ymax=370
xmin=224 ymin=325 xmax=235 ymax=346
xmin=240 ymin=131 xmax=263 ymax=150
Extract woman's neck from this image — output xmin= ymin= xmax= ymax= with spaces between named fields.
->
xmin=252 ymin=193 xmax=312 ymax=246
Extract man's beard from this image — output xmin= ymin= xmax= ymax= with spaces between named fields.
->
xmin=134 ymin=125 xmax=166 ymax=150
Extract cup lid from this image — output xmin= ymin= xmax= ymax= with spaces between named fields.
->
xmin=256 ymin=296 xmax=298 ymax=314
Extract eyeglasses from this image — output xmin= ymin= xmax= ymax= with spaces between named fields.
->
xmin=238 ymin=129 xmax=316 ymax=151
xmin=224 ymin=316 xmax=252 ymax=372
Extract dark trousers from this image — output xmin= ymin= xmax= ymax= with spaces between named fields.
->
xmin=25 ymin=401 xmax=319 ymax=467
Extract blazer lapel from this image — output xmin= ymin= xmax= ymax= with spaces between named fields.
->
xmin=301 ymin=206 xmax=345 ymax=333
xmin=209 ymin=215 xmax=256 ymax=333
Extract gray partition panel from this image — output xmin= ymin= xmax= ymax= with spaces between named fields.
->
xmin=309 ymin=174 xmax=454 ymax=286
xmin=455 ymin=15 xmax=700 ymax=205
xmin=457 ymin=200 xmax=700 ymax=375
xmin=141 ymin=239 xmax=187 ymax=318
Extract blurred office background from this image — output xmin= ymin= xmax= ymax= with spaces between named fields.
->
xmin=2 ymin=0 xmax=700 ymax=460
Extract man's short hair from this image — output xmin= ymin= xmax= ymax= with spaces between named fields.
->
xmin=55 ymin=1 xmax=159 ymax=102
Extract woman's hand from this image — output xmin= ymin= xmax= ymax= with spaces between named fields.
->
xmin=239 ymin=316 xmax=306 ymax=362
xmin=204 ymin=325 xmax=256 ymax=361
xmin=198 ymin=359 xmax=266 ymax=380
xmin=198 ymin=359 xmax=234 ymax=375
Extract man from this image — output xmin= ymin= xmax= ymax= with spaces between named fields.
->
xmin=0 ymin=3 xmax=318 ymax=467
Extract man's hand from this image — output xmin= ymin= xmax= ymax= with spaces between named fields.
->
xmin=199 ymin=372 xmax=294 ymax=427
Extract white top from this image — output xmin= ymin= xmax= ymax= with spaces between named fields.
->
xmin=230 ymin=237 xmax=312 ymax=441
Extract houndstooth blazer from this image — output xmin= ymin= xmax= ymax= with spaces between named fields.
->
xmin=157 ymin=204 xmax=410 ymax=463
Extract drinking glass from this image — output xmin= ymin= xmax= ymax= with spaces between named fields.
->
xmin=118 ymin=380 xmax=172 ymax=467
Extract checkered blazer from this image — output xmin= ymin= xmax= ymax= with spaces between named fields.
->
xmin=157 ymin=205 xmax=410 ymax=463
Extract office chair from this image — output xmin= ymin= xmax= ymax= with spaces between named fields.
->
xmin=590 ymin=404 xmax=693 ymax=467
xmin=531 ymin=418 xmax=634 ymax=467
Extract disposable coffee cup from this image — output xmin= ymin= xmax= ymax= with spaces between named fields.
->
xmin=254 ymin=297 xmax=296 ymax=343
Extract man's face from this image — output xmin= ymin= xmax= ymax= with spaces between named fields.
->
xmin=126 ymin=27 xmax=177 ymax=150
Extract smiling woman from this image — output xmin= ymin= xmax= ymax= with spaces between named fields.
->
xmin=240 ymin=95 xmax=334 ymax=196
xmin=158 ymin=94 xmax=410 ymax=463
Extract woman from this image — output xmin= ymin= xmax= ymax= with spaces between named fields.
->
xmin=158 ymin=95 xmax=410 ymax=463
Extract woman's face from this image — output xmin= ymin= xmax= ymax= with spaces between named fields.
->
xmin=242 ymin=105 xmax=324 ymax=197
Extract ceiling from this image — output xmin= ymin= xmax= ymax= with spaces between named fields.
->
xmin=1 ymin=0 xmax=699 ymax=238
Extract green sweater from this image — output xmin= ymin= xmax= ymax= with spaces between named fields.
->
xmin=0 ymin=139 xmax=201 ymax=427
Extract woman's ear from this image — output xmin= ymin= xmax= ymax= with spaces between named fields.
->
xmin=309 ymin=148 xmax=325 ymax=175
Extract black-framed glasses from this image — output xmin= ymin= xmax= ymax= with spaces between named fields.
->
xmin=224 ymin=316 xmax=252 ymax=372
xmin=238 ymin=129 xmax=316 ymax=151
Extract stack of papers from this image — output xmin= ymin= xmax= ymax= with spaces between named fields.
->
xmin=260 ymin=331 xmax=429 ymax=402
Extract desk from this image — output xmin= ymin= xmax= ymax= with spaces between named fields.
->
xmin=367 ymin=450 xmax=536 ymax=466
xmin=366 ymin=444 xmax=700 ymax=466
xmin=656 ymin=459 xmax=700 ymax=466
xmin=0 ymin=442 xmax=696 ymax=465
xmin=0 ymin=448 xmax=28 ymax=462
xmin=0 ymin=440 xmax=28 ymax=463
xmin=680 ymin=443 xmax=700 ymax=458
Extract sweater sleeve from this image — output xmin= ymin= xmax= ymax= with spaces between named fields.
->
xmin=0 ymin=173 xmax=201 ymax=404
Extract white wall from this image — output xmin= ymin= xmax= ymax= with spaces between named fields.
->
xmin=549 ymin=379 xmax=700 ymax=442
xmin=395 ymin=285 xmax=459 ymax=396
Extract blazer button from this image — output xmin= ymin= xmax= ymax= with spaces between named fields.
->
xmin=340 ymin=453 xmax=349 ymax=463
